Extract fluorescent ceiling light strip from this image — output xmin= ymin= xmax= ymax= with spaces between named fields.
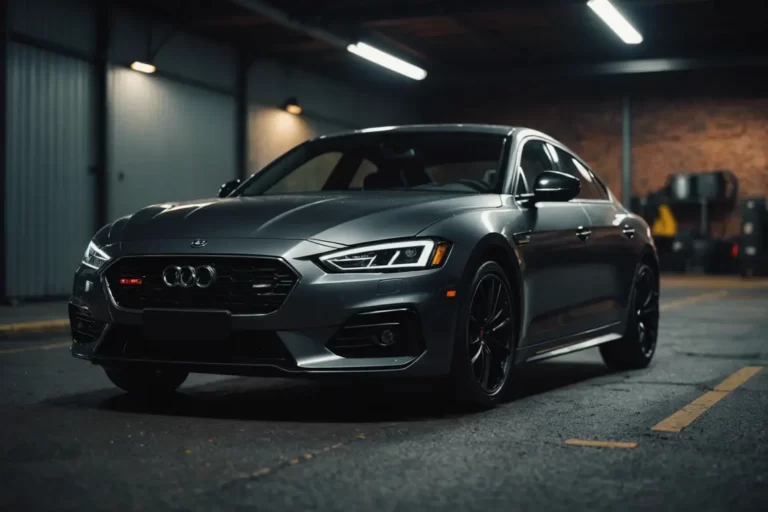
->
xmin=587 ymin=0 xmax=643 ymax=45
xmin=130 ymin=61 xmax=157 ymax=73
xmin=347 ymin=42 xmax=427 ymax=80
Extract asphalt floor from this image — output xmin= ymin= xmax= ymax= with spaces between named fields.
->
xmin=1 ymin=280 xmax=767 ymax=511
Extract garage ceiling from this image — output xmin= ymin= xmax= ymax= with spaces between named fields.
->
xmin=118 ymin=0 xmax=768 ymax=87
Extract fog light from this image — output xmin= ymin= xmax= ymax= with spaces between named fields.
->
xmin=376 ymin=329 xmax=396 ymax=347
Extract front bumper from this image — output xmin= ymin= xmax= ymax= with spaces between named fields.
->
xmin=69 ymin=237 xmax=468 ymax=378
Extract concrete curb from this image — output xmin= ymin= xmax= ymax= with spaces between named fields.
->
xmin=0 ymin=318 xmax=70 ymax=335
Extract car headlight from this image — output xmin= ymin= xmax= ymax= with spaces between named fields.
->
xmin=82 ymin=240 xmax=111 ymax=270
xmin=318 ymin=240 xmax=451 ymax=272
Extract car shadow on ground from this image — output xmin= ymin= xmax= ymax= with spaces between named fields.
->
xmin=46 ymin=360 xmax=613 ymax=423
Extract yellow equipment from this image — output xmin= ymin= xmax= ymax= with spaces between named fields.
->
xmin=652 ymin=204 xmax=678 ymax=237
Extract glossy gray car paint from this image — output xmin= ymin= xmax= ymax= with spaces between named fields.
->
xmin=70 ymin=124 xmax=656 ymax=378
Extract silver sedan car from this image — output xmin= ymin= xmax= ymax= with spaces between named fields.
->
xmin=70 ymin=124 xmax=659 ymax=407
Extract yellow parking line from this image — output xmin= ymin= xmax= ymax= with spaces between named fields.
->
xmin=565 ymin=439 xmax=638 ymax=449
xmin=0 ymin=342 xmax=71 ymax=356
xmin=0 ymin=318 xmax=69 ymax=333
xmin=652 ymin=366 xmax=764 ymax=433
xmin=659 ymin=290 xmax=729 ymax=312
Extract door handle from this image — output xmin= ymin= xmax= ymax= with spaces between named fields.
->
xmin=576 ymin=226 xmax=592 ymax=241
xmin=622 ymin=225 xmax=636 ymax=239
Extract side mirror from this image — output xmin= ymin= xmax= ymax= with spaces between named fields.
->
xmin=533 ymin=171 xmax=580 ymax=203
xmin=218 ymin=179 xmax=242 ymax=198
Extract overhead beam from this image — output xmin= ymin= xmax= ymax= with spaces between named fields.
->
xmin=226 ymin=0 xmax=427 ymax=70
xmin=308 ymin=0 xmax=710 ymax=24
xmin=227 ymin=0 xmax=349 ymax=49
xmin=431 ymin=55 xmax=768 ymax=84
xmin=313 ymin=0 xmax=570 ymax=24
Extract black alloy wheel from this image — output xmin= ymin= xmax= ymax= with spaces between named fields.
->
xmin=600 ymin=262 xmax=659 ymax=370
xmin=452 ymin=261 xmax=517 ymax=407
xmin=634 ymin=265 xmax=660 ymax=358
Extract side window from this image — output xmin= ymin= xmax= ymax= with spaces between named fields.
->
xmin=554 ymin=148 xmax=605 ymax=200
xmin=585 ymin=166 xmax=611 ymax=200
xmin=517 ymin=140 xmax=555 ymax=195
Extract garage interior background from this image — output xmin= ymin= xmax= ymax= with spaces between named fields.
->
xmin=2 ymin=0 xmax=768 ymax=300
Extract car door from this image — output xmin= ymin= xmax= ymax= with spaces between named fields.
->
xmin=512 ymin=139 xmax=595 ymax=348
xmin=553 ymin=147 xmax=636 ymax=329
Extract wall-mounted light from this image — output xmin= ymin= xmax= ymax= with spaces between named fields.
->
xmin=282 ymin=97 xmax=302 ymax=115
xmin=347 ymin=42 xmax=427 ymax=81
xmin=130 ymin=61 xmax=157 ymax=74
xmin=587 ymin=0 xmax=643 ymax=45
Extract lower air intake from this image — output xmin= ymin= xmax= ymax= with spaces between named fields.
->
xmin=327 ymin=309 xmax=425 ymax=358
xmin=95 ymin=325 xmax=294 ymax=365
xmin=69 ymin=304 xmax=106 ymax=344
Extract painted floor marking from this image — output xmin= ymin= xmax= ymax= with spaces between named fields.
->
xmin=0 ymin=342 xmax=71 ymax=356
xmin=659 ymin=290 xmax=729 ymax=312
xmin=0 ymin=318 xmax=69 ymax=333
xmin=565 ymin=439 xmax=638 ymax=449
xmin=652 ymin=366 xmax=764 ymax=433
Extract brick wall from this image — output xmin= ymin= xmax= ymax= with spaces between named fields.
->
xmin=632 ymin=97 xmax=768 ymax=236
xmin=432 ymin=89 xmax=768 ymax=237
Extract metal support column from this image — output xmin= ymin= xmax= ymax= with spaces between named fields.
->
xmin=235 ymin=50 xmax=249 ymax=179
xmin=93 ymin=0 xmax=110 ymax=230
xmin=0 ymin=0 xmax=9 ymax=299
xmin=621 ymin=95 xmax=632 ymax=207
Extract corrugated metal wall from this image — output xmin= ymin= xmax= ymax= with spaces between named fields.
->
xmin=9 ymin=0 xmax=96 ymax=58
xmin=5 ymin=43 xmax=95 ymax=298
xmin=108 ymin=67 xmax=236 ymax=220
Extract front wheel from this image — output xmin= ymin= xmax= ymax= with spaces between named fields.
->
xmin=600 ymin=263 xmax=659 ymax=370
xmin=104 ymin=367 xmax=189 ymax=396
xmin=450 ymin=261 xmax=517 ymax=408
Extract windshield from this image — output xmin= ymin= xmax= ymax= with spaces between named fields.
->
xmin=236 ymin=131 xmax=508 ymax=196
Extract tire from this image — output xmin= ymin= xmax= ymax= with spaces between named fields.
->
xmin=104 ymin=367 xmax=189 ymax=396
xmin=600 ymin=263 xmax=659 ymax=370
xmin=450 ymin=260 xmax=517 ymax=408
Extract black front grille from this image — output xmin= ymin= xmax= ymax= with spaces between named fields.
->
xmin=105 ymin=256 xmax=299 ymax=315
xmin=69 ymin=304 xmax=106 ymax=344
xmin=95 ymin=325 xmax=294 ymax=365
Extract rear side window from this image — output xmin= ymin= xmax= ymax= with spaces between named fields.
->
xmin=554 ymin=148 xmax=607 ymax=200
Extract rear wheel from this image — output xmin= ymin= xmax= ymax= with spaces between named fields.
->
xmin=450 ymin=261 xmax=517 ymax=408
xmin=600 ymin=263 xmax=659 ymax=370
xmin=104 ymin=367 xmax=189 ymax=396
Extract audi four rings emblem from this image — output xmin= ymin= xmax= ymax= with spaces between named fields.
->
xmin=162 ymin=265 xmax=217 ymax=288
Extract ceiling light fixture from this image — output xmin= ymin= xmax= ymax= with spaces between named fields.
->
xmin=587 ymin=0 xmax=643 ymax=45
xmin=347 ymin=42 xmax=427 ymax=81
xmin=282 ymin=97 xmax=302 ymax=115
xmin=130 ymin=61 xmax=157 ymax=74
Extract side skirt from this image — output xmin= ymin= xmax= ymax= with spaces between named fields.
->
xmin=516 ymin=322 xmax=623 ymax=364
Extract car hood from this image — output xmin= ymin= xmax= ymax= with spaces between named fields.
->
xmin=107 ymin=192 xmax=502 ymax=246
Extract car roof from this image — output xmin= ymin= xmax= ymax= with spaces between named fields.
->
xmin=313 ymin=123 xmax=565 ymax=146
xmin=315 ymin=123 xmax=519 ymax=139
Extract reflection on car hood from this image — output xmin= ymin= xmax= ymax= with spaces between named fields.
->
xmin=107 ymin=192 xmax=502 ymax=246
